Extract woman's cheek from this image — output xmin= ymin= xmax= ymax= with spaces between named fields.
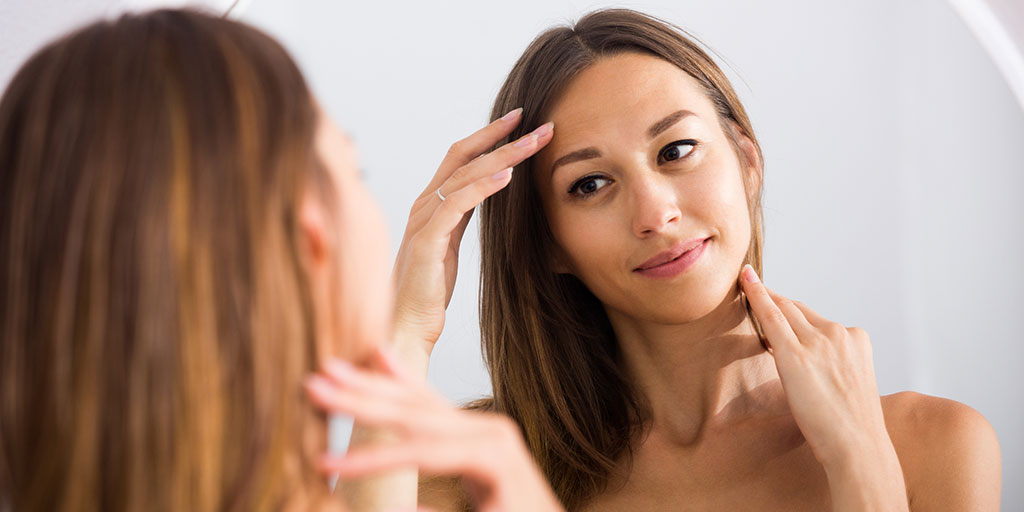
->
xmin=700 ymin=176 xmax=752 ymax=258
xmin=560 ymin=212 xmax=627 ymax=285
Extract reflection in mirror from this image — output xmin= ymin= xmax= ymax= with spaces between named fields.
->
xmin=0 ymin=0 xmax=1020 ymax=509
xmin=239 ymin=1 xmax=1020 ymax=509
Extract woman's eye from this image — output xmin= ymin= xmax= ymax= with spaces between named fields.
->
xmin=568 ymin=175 xmax=612 ymax=198
xmin=658 ymin=139 xmax=697 ymax=164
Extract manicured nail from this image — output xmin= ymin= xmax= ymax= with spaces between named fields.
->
xmin=492 ymin=167 xmax=513 ymax=180
xmin=742 ymin=264 xmax=760 ymax=283
xmin=501 ymin=107 xmax=523 ymax=122
xmin=532 ymin=121 xmax=553 ymax=138
xmin=514 ymin=134 xmax=538 ymax=148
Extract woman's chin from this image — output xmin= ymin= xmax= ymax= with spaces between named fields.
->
xmin=607 ymin=283 xmax=740 ymax=326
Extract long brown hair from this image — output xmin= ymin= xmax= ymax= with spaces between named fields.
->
xmin=0 ymin=9 xmax=334 ymax=511
xmin=477 ymin=9 xmax=765 ymax=509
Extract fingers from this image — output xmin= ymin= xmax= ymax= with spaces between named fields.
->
xmin=765 ymin=288 xmax=854 ymax=344
xmin=764 ymin=288 xmax=817 ymax=341
xmin=305 ymin=375 xmax=411 ymax=427
xmin=306 ymin=373 xmax=451 ymax=434
xmin=305 ymin=356 xmax=447 ymax=426
xmin=307 ymin=362 xmax=404 ymax=412
xmin=438 ymin=122 xmax=553 ymax=199
xmin=449 ymin=209 xmax=475 ymax=253
xmin=742 ymin=267 xmax=856 ymax=352
xmin=306 ymin=366 xmax=493 ymax=478
xmin=427 ymin=108 xmax=524 ymax=194
xmin=407 ymin=123 xmax=556 ymax=258
xmin=416 ymin=166 xmax=515 ymax=250
xmin=319 ymin=438 xmax=477 ymax=478
xmin=770 ymin=290 xmax=830 ymax=329
xmin=322 ymin=358 xmax=411 ymax=403
xmin=739 ymin=264 xmax=799 ymax=352
xmin=317 ymin=414 xmax=516 ymax=482
xmin=304 ymin=360 xmax=553 ymax=508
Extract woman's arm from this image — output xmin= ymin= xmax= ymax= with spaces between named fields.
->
xmin=338 ymin=112 xmax=554 ymax=510
xmin=390 ymin=108 xmax=553 ymax=377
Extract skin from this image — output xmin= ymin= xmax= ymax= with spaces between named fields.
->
xmin=392 ymin=53 xmax=1002 ymax=510
xmin=304 ymin=111 xmax=392 ymax=366
xmin=302 ymin=110 xmax=563 ymax=511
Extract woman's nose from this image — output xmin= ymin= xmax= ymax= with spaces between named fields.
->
xmin=630 ymin=173 xmax=681 ymax=237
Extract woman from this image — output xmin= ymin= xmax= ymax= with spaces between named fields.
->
xmin=392 ymin=8 xmax=1002 ymax=511
xmin=0 ymin=9 xmax=560 ymax=511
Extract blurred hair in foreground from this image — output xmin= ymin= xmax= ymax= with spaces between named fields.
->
xmin=0 ymin=9 xmax=337 ymax=511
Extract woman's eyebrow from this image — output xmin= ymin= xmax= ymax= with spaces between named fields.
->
xmin=550 ymin=109 xmax=697 ymax=177
xmin=648 ymin=109 xmax=696 ymax=139
xmin=550 ymin=147 xmax=602 ymax=176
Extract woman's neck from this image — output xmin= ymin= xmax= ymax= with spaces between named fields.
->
xmin=281 ymin=410 xmax=342 ymax=511
xmin=608 ymin=284 xmax=789 ymax=446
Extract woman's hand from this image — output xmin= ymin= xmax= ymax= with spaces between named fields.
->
xmin=305 ymin=347 xmax=564 ymax=512
xmin=738 ymin=264 xmax=909 ymax=512
xmin=391 ymin=109 xmax=553 ymax=364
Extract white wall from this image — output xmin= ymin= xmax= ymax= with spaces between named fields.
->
xmin=3 ymin=0 xmax=1022 ymax=506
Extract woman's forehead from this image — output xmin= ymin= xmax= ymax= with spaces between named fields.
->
xmin=537 ymin=54 xmax=717 ymax=164
xmin=547 ymin=53 xmax=713 ymax=122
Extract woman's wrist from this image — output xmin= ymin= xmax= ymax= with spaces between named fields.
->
xmin=822 ymin=431 xmax=908 ymax=512
xmin=813 ymin=419 xmax=890 ymax=469
xmin=391 ymin=324 xmax=434 ymax=380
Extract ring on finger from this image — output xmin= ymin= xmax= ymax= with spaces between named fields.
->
xmin=436 ymin=187 xmax=447 ymax=201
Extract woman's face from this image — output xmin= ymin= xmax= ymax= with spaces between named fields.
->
xmin=535 ymin=52 xmax=759 ymax=325
xmin=313 ymin=111 xmax=392 ymax=362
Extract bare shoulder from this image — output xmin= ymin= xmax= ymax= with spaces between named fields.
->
xmin=881 ymin=391 xmax=1002 ymax=511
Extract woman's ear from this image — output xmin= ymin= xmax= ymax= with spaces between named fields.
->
xmin=299 ymin=193 xmax=345 ymax=363
xmin=728 ymin=121 xmax=763 ymax=200
xmin=299 ymin=193 xmax=332 ymax=274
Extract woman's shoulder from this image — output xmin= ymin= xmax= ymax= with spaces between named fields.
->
xmin=881 ymin=391 xmax=994 ymax=432
xmin=880 ymin=391 xmax=1001 ymax=510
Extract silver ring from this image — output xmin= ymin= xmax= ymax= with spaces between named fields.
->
xmin=436 ymin=187 xmax=447 ymax=201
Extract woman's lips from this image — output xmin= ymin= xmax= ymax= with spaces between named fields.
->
xmin=634 ymin=238 xmax=710 ymax=278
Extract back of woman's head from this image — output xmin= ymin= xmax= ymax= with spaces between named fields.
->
xmin=0 ymin=9 xmax=332 ymax=511
xmin=478 ymin=8 xmax=764 ymax=509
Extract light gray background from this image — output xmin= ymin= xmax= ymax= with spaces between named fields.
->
xmin=3 ymin=0 xmax=1022 ymax=507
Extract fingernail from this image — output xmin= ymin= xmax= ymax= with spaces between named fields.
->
xmin=492 ymin=167 xmax=513 ymax=180
xmin=742 ymin=264 xmax=760 ymax=283
xmin=514 ymin=133 xmax=537 ymax=148
xmin=532 ymin=121 xmax=553 ymax=138
xmin=501 ymin=107 xmax=523 ymax=122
